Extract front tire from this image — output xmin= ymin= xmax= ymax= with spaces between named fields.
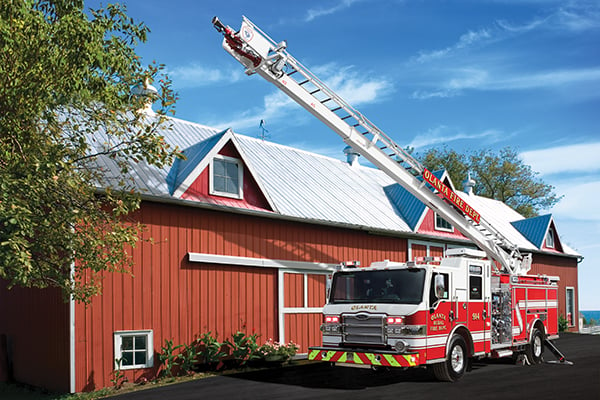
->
xmin=525 ymin=328 xmax=544 ymax=364
xmin=432 ymin=334 xmax=468 ymax=382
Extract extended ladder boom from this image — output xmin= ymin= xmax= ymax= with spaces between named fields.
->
xmin=212 ymin=16 xmax=532 ymax=275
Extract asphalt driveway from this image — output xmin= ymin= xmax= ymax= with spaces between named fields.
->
xmin=105 ymin=333 xmax=599 ymax=400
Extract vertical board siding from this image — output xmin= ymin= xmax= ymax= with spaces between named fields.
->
xmin=530 ymin=254 xmax=579 ymax=332
xmin=75 ymin=201 xmax=410 ymax=390
xmin=307 ymin=275 xmax=327 ymax=308
xmin=0 ymin=282 xmax=69 ymax=393
xmin=284 ymin=273 xmax=304 ymax=308
xmin=284 ymin=313 xmax=323 ymax=353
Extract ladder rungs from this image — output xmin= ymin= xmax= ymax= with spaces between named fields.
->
xmin=309 ymin=89 xmax=321 ymax=95
xmin=321 ymin=98 xmax=332 ymax=104
xmin=287 ymin=70 xmax=298 ymax=76
xmin=298 ymin=79 xmax=309 ymax=85
xmin=330 ymin=107 xmax=342 ymax=112
xmin=341 ymin=115 xmax=352 ymax=120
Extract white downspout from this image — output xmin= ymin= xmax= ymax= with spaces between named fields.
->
xmin=69 ymin=261 xmax=76 ymax=393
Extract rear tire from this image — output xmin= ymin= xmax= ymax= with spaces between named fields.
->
xmin=526 ymin=328 xmax=544 ymax=364
xmin=432 ymin=334 xmax=468 ymax=382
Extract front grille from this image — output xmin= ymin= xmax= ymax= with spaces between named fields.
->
xmin=342 ymin=313 xmax=386 ymax=346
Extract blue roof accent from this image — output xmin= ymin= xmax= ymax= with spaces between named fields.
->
xmin=511 ymin=214 xmax=552 ymax=248
xmin=166 ymin=130 xmax=226 ymax=195
xmin=384 ymin=169 xmax=447 ymax=230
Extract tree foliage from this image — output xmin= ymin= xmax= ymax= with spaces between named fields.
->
xmin=418 ymin=146 xmax=562 ymax=218
xmin=0 ymin=0 xmax=179 ymax=302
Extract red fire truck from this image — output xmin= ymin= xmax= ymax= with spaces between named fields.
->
xmin=212 ymin=16 xmax=570 ymax=381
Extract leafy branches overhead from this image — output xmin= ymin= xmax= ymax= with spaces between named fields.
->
xmin=0 ymin=1 xmax=179 ymax=302
xmin=418 ymin=146 xmax=562 ymax=218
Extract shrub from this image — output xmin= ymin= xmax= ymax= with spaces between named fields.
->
xmin=257 ymin=339 xmax=299 ymax=362
xmin=159 ymin=338 xmax=183 ymax=378
xmin=558 ymin=315 xmax=569 ymax=332
xmin=198 ymin=331 xmax=226 ymax=367
xmin=224 ymin=331 xmax=260 ymax=367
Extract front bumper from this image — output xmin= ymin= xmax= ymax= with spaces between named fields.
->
xmin=308 ymin=347 xmax=419 ymax=368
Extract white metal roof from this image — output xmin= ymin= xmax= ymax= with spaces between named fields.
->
xmin=89 ymin=115 xmax=579 ymax=257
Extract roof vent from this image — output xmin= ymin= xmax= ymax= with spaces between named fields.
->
xmin=463 ymin=171 xmax=476 ymax=195
xmin=343 ymin=146 xmax=360 ymax=167
xmin=131 ymin=78 xmax=158 ymax=116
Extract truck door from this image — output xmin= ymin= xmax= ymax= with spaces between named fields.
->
xmin=467 ymin=264 xmax=490 ymax=353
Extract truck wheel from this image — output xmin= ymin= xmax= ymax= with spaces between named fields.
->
xmin=525 ymin=328 xmax=544 ymax=364
xmin=432 ymin=334 xmax=468 ymax=382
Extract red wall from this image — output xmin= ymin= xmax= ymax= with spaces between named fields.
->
xmin=74 ymin=201 xmax=410 ymax=391
xmin=530 ymin=254 xmax=579 ymax=332
xmin=0 ymin=282 xmax=70 ymax=393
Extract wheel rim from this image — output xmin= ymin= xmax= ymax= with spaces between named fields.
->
xmin=451 ymin=344 xmax=464 ymax=373
xmin=533 ymin=335 xmax=542 ymax=357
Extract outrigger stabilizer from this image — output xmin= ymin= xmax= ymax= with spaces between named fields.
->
xmin=544 ymin=339 xmax=574 ymax=365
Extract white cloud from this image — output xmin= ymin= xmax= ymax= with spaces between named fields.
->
xmin=521 ymin=142 xmax=600 ymax=175
xmin=212 ymin=63 xmax=392 ymax=131
xmin=304 ymin=0 xmax=362 ymax=22
xmin=166 ymin=64 xmax=244 ymax=88
xmin=413 ymin=66 xmax=600 ymax=99
xmin=408 ymin=125 xmax=503 ymax=149
xmin=551 ymin=180 xmax=600 ymax=221
xmin=411 ymin=29 xmax=492 ymax=64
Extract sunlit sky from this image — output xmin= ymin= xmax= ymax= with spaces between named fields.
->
xmin=87 ymin=0 xmax=600 ymax=310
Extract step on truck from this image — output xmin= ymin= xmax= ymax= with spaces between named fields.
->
xmin=212 ymin=16 xmax=570 ymax=381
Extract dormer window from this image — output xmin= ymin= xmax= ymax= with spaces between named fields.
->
xmin=435 ymin=213 xmax=453 ymax=232
xmin=545 ymin=227 xmax=555 ymax=248
xmin=210 ymin=155 xmax=243 ymax=199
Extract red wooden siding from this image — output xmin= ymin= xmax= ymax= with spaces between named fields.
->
xmin=412 ymin=244 xmax=427 ymax=259
xmin=74 ymin=201 xmax=409 ymax=391
xmin=530 ymin=254 xmax=579 ymax=332
xmin=307 ymin=274 xmax=327 ymax=308
xmin=284 ymin=273 xmax=304 ymax=308
xmin=284 ymin=313 xmax=323 ymax=354
xmin=0 ymin=282 xmax=69 ymax=393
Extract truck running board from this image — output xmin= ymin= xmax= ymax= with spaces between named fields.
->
xmin=544 ymin=339 xmax=574 ymax=365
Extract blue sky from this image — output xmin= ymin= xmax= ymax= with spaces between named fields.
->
xmin=88 ymin=1 xmax=599 ymax=310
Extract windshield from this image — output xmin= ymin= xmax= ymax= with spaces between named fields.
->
xmin=330 ymin=268 xmax=426 ymax=304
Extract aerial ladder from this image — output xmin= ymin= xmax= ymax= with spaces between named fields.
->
xmin=212 ymin=16 xmax=532 ymax=276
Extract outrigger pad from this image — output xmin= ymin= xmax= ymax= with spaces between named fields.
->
xmin=544 ymin=339 xmax=574 ymax=365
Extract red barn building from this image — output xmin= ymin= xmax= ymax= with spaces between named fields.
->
xmin=0 ymin=117 xmax=581 ymax=393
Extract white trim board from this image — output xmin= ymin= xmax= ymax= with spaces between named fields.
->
xmin=188 ymin=252 xmax=337 ymax=272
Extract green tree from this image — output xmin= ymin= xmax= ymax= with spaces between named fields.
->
xmin=418 ymin=146 xmax=561 ymax=218
xmin=0 ymin=0 xmax=179 ymax=302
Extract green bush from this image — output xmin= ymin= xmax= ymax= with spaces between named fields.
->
xmin=224 ymin=331 xmax=260 ymax=367
xmin=558 ymin=315 xmax=569 ymax=332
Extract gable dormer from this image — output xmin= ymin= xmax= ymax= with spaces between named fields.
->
xmin=384 ymin=169 xmax=465 ymax=238
xmin=166 ymin=129 xmax=275 ymax=212
xmin=511 ymin=214 xmax=563 ymax=252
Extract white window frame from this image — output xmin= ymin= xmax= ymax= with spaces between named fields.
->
xmin=566 ymin=287 xmax=575 ymax=327
xmin=114 ymin=330 xmax=154 ymax=370
xmin=545 ymin=228 xmax=555 ymax=248
xmin=434 ymin=213 xmax=454 ymax=233
xmin=210 ymin=155 xmax=244 ymax=199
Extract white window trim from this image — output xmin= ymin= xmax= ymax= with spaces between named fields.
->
xmin=434 ymin=212 xmax=454 ymax=233
xmin=565 ymin=287 xmax=575 ymax=327
xmin=546 ymin=228 xmax=555 ymax=248
xmin=114 ymin=330 xmax=154 ymax=370
xmin=210 ymin=155 xmax=244 ymax=199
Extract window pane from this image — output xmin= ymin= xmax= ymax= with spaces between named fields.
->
xmin=225 ymin=161 xmax=238 ymax=178
xmin=122 ymin=336 xmax=133 ymax=350
xmin=134 ymin=335 xmax=146 ymax=350
xmin=213 ymin=159 xmax=225 ymax=175
xmin=469 ymin=276 xmax=482 ymax=300
xmin=121 ymin=351 xmax=133 ymax=366
xmin=134 ymin=351 xmax=147 ymax=365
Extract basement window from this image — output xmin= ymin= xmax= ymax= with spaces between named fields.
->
xmin=210 ymin=155 xmax=244 ymax=199
xmin=114 ymin=330 xmax=154 ymax=370
xmin=434 ymin=213 xmax=454 ymax=232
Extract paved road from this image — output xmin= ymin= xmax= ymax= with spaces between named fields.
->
xmin=106 ymin=333 xmax=599 ymax=400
